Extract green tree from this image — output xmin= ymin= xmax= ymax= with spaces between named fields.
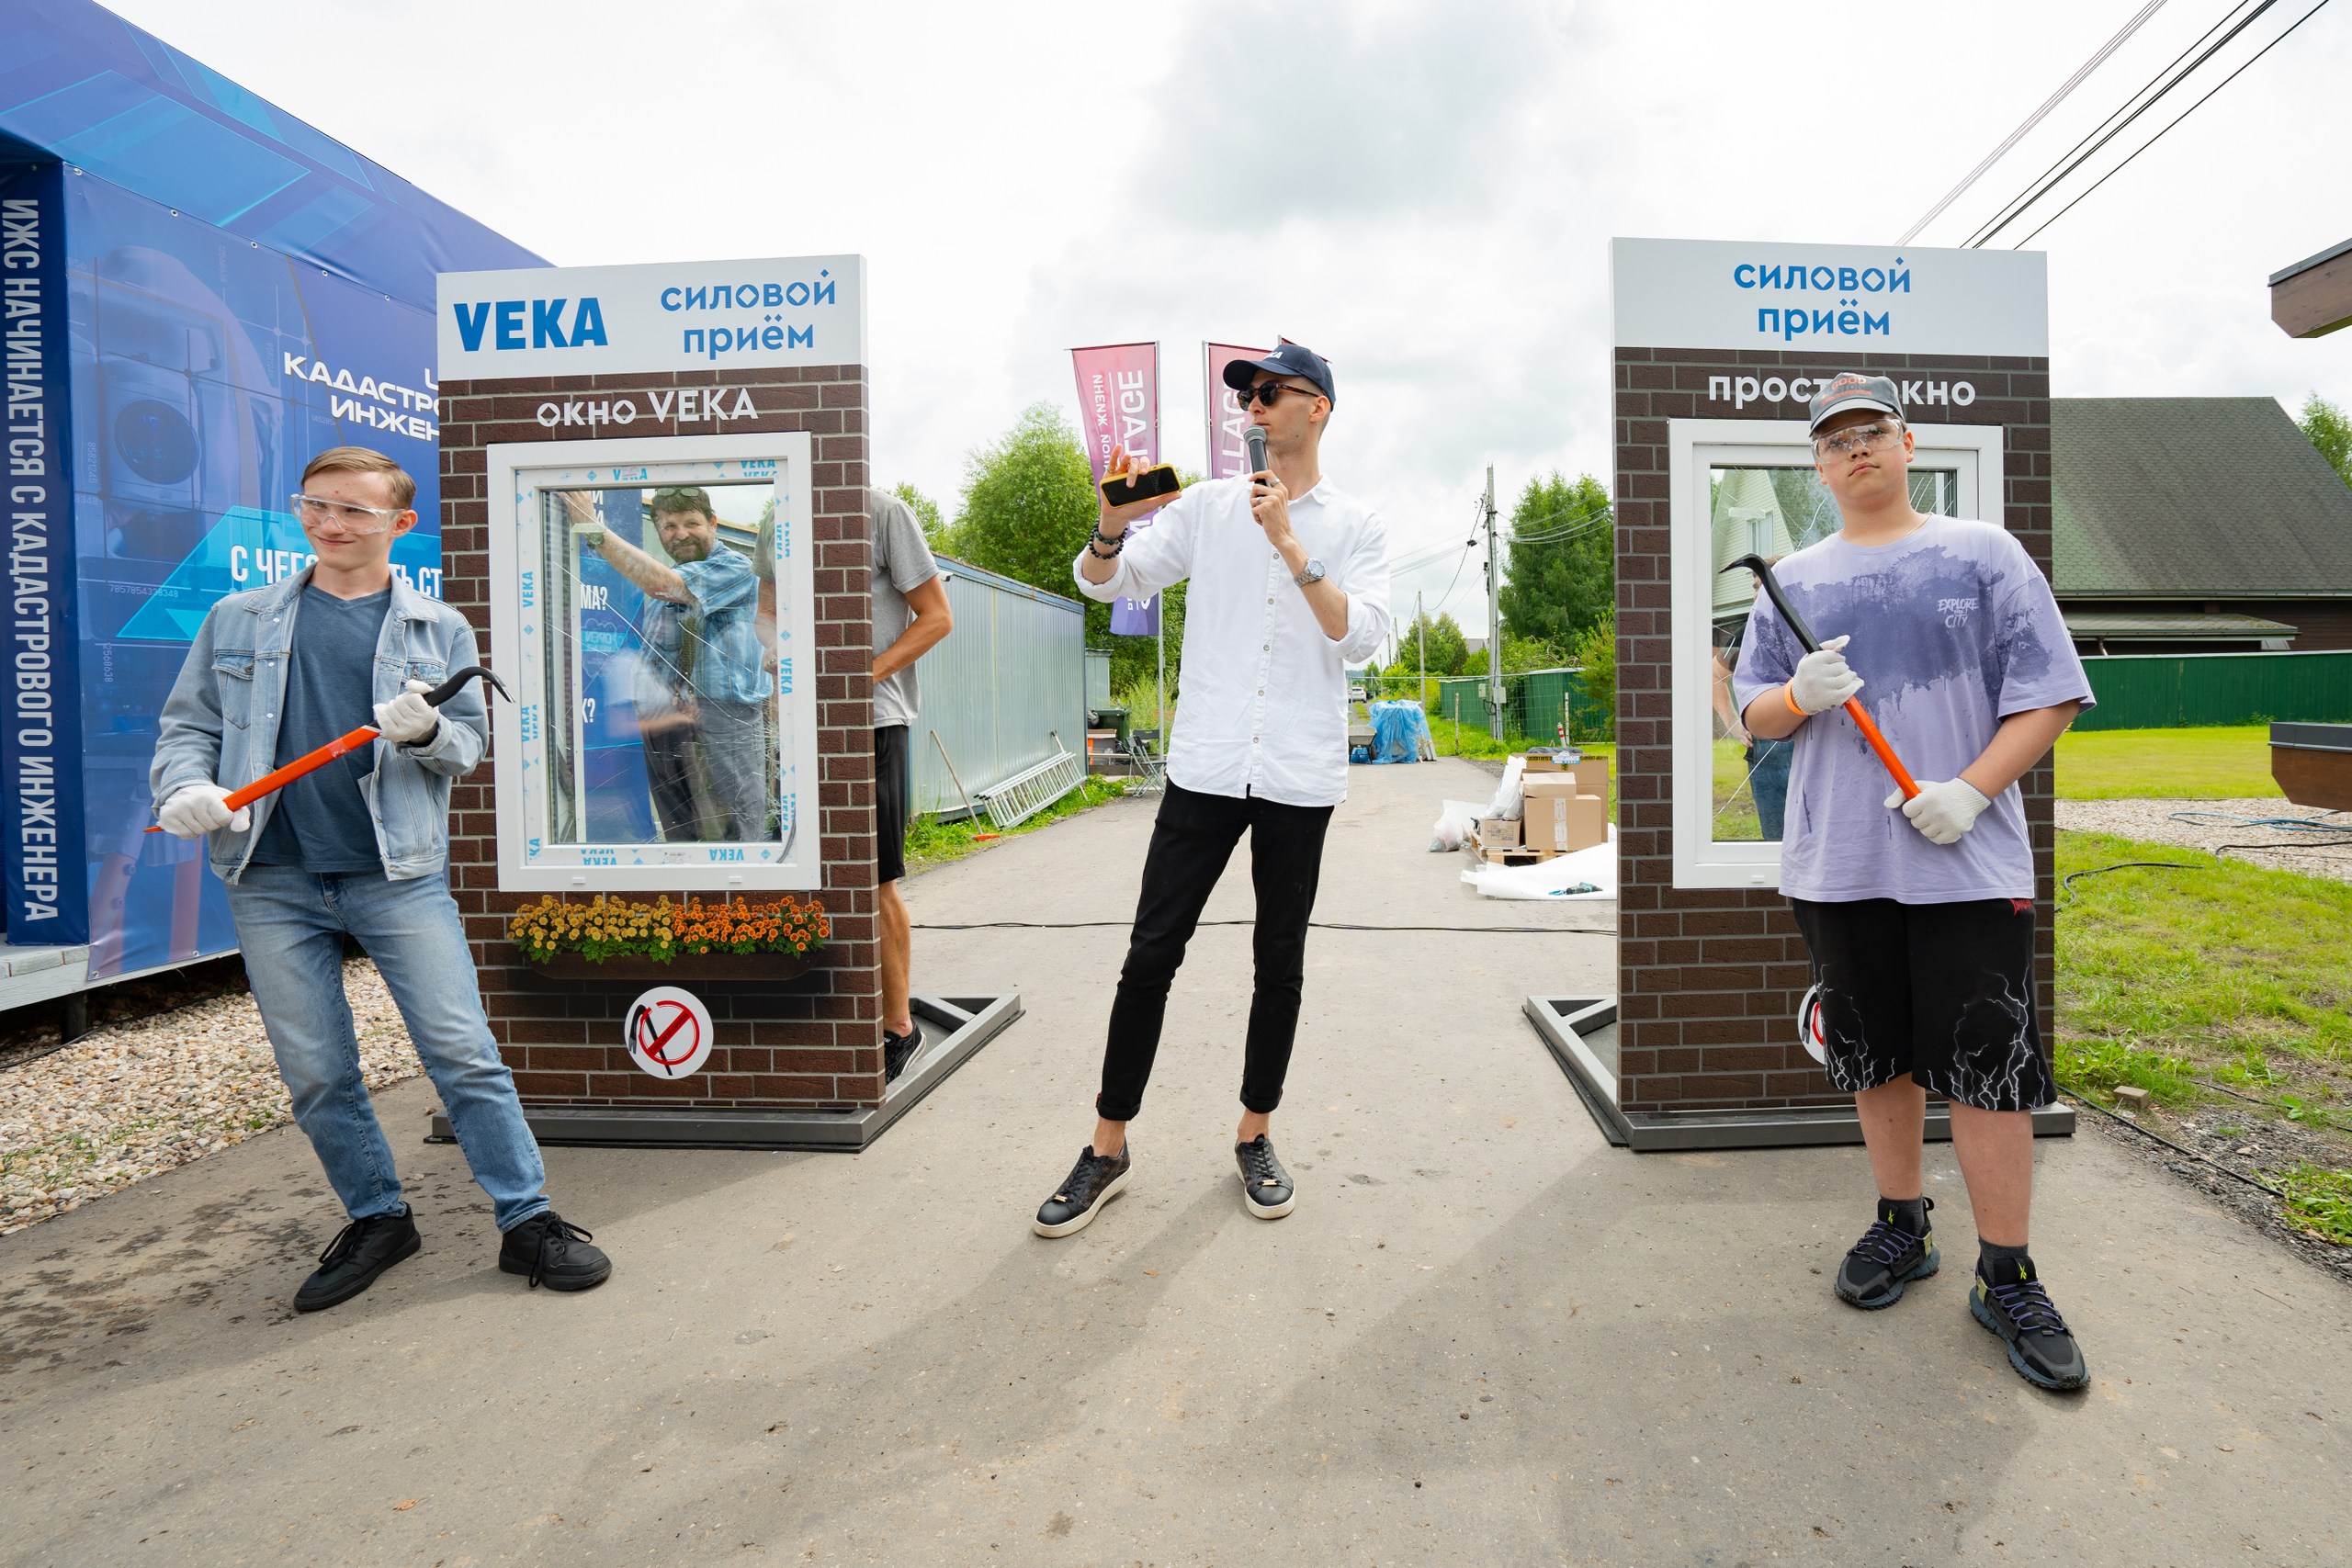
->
xmin=953 ymin=400 xmax=1185 ymax=695
xmin=1567 ymin=610 xmax=1615 ymax=739
xmin=1396 ymin=610 xmax=1468 ymax=675
xmin=1498 ymin=472 xmax=1612 ymax=650
xmin=889 ymin=481 xmax=949 ymax=547
xmin=2300 ymin=392 xmax=2352 ymax=490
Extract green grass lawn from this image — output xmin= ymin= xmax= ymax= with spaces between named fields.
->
xmin=2053 ymin=725 xmax=2281 ymax=800
xmin=902 ymin=776 xmax=1128 ymax=874
xmin=2055 ymin=828 xmax=2352 ymax=1242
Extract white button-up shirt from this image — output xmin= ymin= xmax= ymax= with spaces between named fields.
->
xmin=1073 ymin=475 xmax=1391 ymax=807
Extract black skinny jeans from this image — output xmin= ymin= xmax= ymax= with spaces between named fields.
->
xmin=1097 ymin=782 xmax=1335 ymax=1122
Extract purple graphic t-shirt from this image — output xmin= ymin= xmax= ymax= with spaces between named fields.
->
xmin=1731 ymin=517 xmax=2093 ymax=904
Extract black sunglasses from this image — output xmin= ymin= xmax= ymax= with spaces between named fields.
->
xmin=1236 ymin=380 xmax=1321 ymax=408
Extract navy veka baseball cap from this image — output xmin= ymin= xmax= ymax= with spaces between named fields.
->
xmin=1806 ymin=371 xmax=1904 ymax=434
xmin=1223 ymin=340 xmax=1336 ymax=405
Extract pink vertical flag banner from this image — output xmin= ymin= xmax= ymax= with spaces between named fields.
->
xmin=1070 ymin=341 xmax=1162 ymax=636
xmin=1204 ymin=342 xmax=1270 ymax=481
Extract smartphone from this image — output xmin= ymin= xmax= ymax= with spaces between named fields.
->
xmin=1100 ymin=464 xmax=1182 ymax=508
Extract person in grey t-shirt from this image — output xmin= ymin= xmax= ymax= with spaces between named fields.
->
xmin=1738 ymin=373 xmax=2092 ymax=1393
xmin=869 ymin=491 xmax=953 ymax=1081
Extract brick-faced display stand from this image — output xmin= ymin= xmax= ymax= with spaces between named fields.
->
xmin=435 ymin=367 xmax=888 ymax=1125
xmin=1534 ymin=349 xmax=2073 ymax=1149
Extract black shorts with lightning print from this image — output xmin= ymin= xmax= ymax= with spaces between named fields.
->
xmin=1788 ymin=897 xmax=2055 ymax=1112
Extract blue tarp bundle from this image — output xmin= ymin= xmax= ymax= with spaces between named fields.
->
xmin=1363 ymin=701 xmax=1432 ymax=764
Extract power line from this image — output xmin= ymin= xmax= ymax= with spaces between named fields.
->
xmin=1964 ymin=0 xmax=2286 ymax=248
xmin=1897 ymin=0 xmax=2171 ymax=244
xmin=2010 ymin=0 xmax=2335 ymax=247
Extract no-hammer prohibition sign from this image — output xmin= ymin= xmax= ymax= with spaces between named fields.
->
xmin=625 ymin=986 xmax=715 ymax=1079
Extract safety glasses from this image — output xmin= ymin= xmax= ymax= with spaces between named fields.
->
xmin=291 ymin=493 xmax=405 ymax=535
xmin=1811 ymin=422 xmax=1905 ymax=460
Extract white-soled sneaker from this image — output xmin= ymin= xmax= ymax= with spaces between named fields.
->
xmin=1235 ymin=1134 xmax=1295 ymax=1220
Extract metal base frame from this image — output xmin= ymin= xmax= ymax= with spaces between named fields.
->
xmin=430 ymin=992 xmax=1020 ymax=1153
xmin=1526 ymin=995 xmax=2075 ymax=1152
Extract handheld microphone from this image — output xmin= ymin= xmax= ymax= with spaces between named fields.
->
xmin=1244 ymin=424 xmax=1269 ymax=479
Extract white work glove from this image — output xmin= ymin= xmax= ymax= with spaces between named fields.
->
xmin=374 ymin=679 xmax=441 ymax=745
xmin=158 ymin=783 xmax=248 ymax=839
xmin=1886 ymin=778 xmax=1992 ymax=846
xmin=1788 ymin=634 xmax=1864 ymax=715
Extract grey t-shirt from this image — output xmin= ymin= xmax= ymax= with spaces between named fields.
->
xmin=871 ymin=492 xmax=940 ymax=728
xmin=251 ymin=585 xmax=390 ymax=874
xmin=1731 ymin=516 xmax=2093 ymax=904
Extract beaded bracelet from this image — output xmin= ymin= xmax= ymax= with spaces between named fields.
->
xmin=1087 ymin=525 xmax=1125 ymax=558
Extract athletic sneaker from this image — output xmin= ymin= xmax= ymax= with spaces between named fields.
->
xmin=1235 ymin=1134 xmax=1296 ymax=1220
xmin=1033 ymin=1145 xmax=1132 ymax=1238
xmin=498 ymin=1211 xmax=613 ymax=1292
xmin=1971 ymin=1255 xmax=2090 ymax=1391
xmin=294 ymin=1208 xmax=421 ymax=1313
xmin=1834 ymin=1197 xmax=1939 ymax=1309
xmin=883 ymin=1026 xmax=922 ymax=1084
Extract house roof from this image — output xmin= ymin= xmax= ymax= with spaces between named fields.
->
xmin=2052 ymin=397 xmax=2352 ymax=599
xmin=2062 ymin=610 xmax=2297 ymax=641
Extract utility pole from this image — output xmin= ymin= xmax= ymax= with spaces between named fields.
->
xmin=1416 ymin=589 xmax=1427 ymax=707
xmin=1484 ymin=464 xmax=1503 ymax=742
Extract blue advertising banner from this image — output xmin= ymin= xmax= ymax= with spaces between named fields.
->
xmin=60 ymin=168 xmax=449 ymax=976
xmin=0 ymin=1 xmax=543 ymax=975
xmin=2 ymin=163 xmax=86 ymax=947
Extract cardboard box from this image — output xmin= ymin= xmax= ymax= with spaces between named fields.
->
xmin=1521 ymin=778 xmax=1607 ymax=854
xmin=1517 ymin=750 xmax=1607 ymax=796
xmin=1477 ymin=816 xmax=1521 ymax=848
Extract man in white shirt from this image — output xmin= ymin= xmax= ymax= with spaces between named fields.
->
xmin=1033 ymin=342 xmax=1390 ymax=1237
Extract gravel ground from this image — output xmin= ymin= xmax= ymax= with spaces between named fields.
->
xmin=0 ymin=959 xmax=419 ymax=1236
xmin=2057 ymin=795 xmax=2352 ymax=885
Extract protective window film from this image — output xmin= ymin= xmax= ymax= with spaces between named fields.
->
xmin=1707 ymin=466 xmax=1958 ymax=845
xmin=535 ymin=480 xmax=790 ymax=855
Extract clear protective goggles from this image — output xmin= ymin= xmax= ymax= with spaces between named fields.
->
xmin=291 ymin=492 xmax=405 ymax=535
xmin=1811 ymin=421 xmax=1905 ymax=460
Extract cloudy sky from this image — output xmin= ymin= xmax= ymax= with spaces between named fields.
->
xmin=115 ymin=0 xmax=2352 ymax=630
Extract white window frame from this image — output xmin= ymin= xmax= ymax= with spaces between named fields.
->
xmin=1668 ymin=418 xmax=2007 ymax=890
xmin=485 ymin=432 xmax=821 ymax=892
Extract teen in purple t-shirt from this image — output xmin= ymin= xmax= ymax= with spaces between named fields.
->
xmin=1737 ymin=373 xmax=2095 ymax=1393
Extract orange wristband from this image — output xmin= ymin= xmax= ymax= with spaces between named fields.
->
xmin=1782 ymin=682 xmax=1807 ymax=718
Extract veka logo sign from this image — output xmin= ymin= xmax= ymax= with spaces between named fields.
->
xmin=436 ymin=254 xmax=867 ymax=378
xmin=448 ymin=297 xmax=609 ymax=354
xmin=625 ymin=986 xmax=715 ymax=1079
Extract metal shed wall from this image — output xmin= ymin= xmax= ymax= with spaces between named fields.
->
xmin=913 ymin=558 xmax=1088 ymax=818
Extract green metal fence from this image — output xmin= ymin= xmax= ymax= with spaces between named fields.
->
xmin=2074 ymin=650 xmax=2352 ymax=731
xmin=1426 ymin=668 xmax=1608 ymax=742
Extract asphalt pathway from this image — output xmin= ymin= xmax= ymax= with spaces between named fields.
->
xmin=2 ymin=758 xmax=2346 ymax=1564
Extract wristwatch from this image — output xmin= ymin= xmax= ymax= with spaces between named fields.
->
xmin=1294 ymin=557 xmax=1327 ymax=588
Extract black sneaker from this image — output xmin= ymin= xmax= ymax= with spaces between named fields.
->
xmin=1235 ymin=1134 xmax=1296 ymax=1220
xmin=294 ymin=1208 xmax=421 ymax=1313
xmin=883 ymin=1026 xmax=922 ymax=1084
xmin=498 ymin=1210 xmax=613 ymax=1292
xmin=1971 ymin=1255 xmax=2090 ymax=1391
xmin=1033 ymin=1145 xmax=1132 ymax=1238
xmin=1834 ymin=1198 xmax=1938 ymax=1309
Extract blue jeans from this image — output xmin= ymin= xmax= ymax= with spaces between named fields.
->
xmin=226 ymin=865 xmax=548 ymax=1232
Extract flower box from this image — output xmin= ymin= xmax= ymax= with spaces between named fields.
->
xmin=506 ymin=947 xmax=816 ymax=985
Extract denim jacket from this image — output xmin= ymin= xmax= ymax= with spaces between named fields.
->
xmin=151 ymin=567 xmax=490 ymax=883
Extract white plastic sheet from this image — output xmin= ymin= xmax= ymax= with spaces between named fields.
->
xmin=1459 ymin=827 xmax=1618 ymax=900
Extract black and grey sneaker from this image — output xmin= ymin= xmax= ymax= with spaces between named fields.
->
xmin=1834 ymin=1197 xmax=1938 ymax=1309
xmin=883 ymin=1026 xmax=922 ymax=1084
xmin=1971 ymin=1255 xmax=2090 ymax=1391
xmin=498 ymin=1210 xmax=613 ymax=1292
xmin=294 ymin=1208 xmax=422 ymax=1313
xmin=1235 ymin=1134 xmax=1296 ymax=1220
xmin=1034 ymin=1145 xmax=1132 ymax=1237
